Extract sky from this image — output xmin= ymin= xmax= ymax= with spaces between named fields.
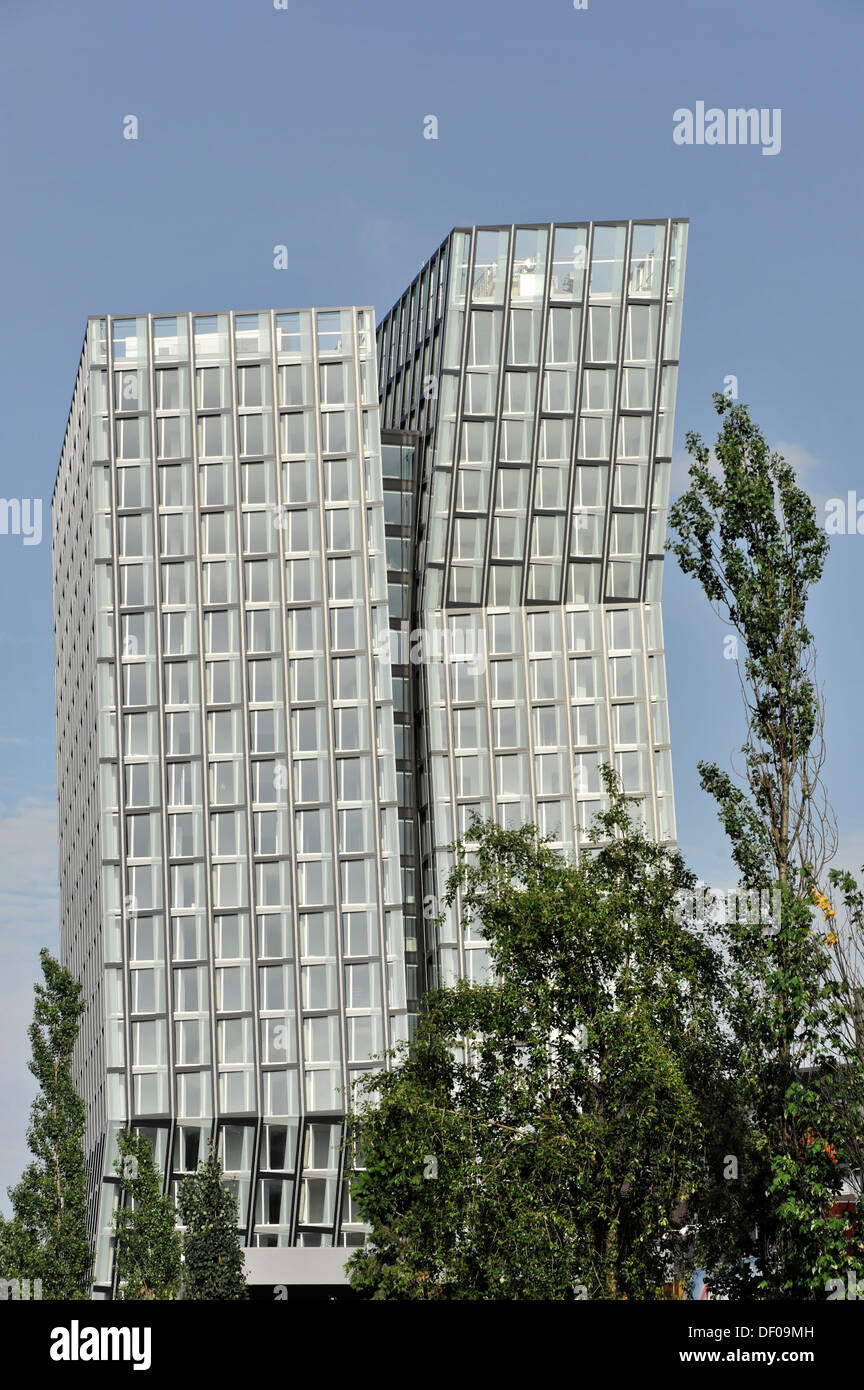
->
xmin=0 ymin=0 xmax=862 ymax=1205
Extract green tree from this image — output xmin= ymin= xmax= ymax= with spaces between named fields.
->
xmin=113 ymin=1131 xmax=181 ymax=1299
xmin=669 ymin=394 xmax=862 ymax=1298
xmin=668 ymin=392 xmax=835 ymax=891
xmin=178 ymin=1144 xmax=248 ymax=1300
xmin=0 ymin=949 xmax=91 ymax=1298
xmin=819 ymin=866 xmax=864 ymax=1214
xmin=347 ymin=776 xmax=734 ymax=1300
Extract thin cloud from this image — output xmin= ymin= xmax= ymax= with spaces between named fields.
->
xmin=670 ymin=440 xmax=823 ymax=503
xmin=773 ymin=442 xmax=823 ymax=477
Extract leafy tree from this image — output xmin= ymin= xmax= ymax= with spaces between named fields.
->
xmin=347 ymin=776 xmax=734 ymax=1300
xmin=668 ymin=392 xmax=835 ymax=892
xmin=346 ymin=396 xmax=862 ymax=1302
xmin=819 ymin=867 xmax=864 ymax=1214
xmin=178 ymin=1144 xmax=248 ymax=1300
xmin=0 ymin=948 xmax=91 ymax=1298
xmin=668 ymin=394 xmax=862 ymax=1298
xmin=112 ymin=1131 xmax=181 ymax=1299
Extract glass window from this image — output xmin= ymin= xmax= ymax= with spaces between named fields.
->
xmin=242 ymin=462 xmax=274 ymax=505
xmin=547 ymin=307 xmax=581 ymax=365
xmin=237 ymin=365 xmax=263 ymax=408
xmin=589 ymin=225 xmax=626 ymax=300
xmin=245 ymin=559 xmax=276 ymax=603
xmin=625 ymin=303 xmax=660 ymax=362
xmin=118 ymin=466 xmax=145 ymax=509
xmin=317 ymin=309 xmax=350 ymax=354
xmin=551 ymin=227 xmax=587 ymax=300
xmin=196 ymin=366 xmax=222 ymax=409
xmin=471 ymin=229 xmax=509 ymax=303
xmin=200 ymin=463 xmax=232 ymax=507
xmin=586 ymin=305 xmax=620 ymax=363
xmin=467 ymin=311 xmax=502 ymax=367
xmin=198 ymin=414 xmax=228 ymax=459
xmin=210 ymin=760 xmax=242 ymax=804
xmin=157 ymin=416 xmax=186 ymax=460
xmin=320 ymin=361 xmax=355 ymax=406
xmin=628 ymin=224 xmax=665 ymax=297
xmin=507 ymin=309 xmax=542 ymax=365
xmin=278 ymin=362 xmax=311 ymax=407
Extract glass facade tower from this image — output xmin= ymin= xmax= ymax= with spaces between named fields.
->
xmin=52 ymin=218 xmax=687 ymax=1294
xmin=53 ymin=308 xmax=407 ymax=1294
xmin=376 ymin=221 xmax=687 ymax=992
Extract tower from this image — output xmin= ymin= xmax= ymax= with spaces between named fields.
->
xmin=53 ymin=308 xmax=407 ymax=1293
xmin=376 ymin=221 xmax=687 ymax=991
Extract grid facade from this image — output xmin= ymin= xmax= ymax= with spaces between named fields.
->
xmin=376 ymin=221 xmax=687 ymax=989
xmin=53 ymin=218 xmax=687 ymax=1294
xmin=53 ymin=308 xmax=407 ymax=1293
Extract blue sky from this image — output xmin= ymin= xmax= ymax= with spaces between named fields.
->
xmin=1 ymin=0 xmax=862 ymax=1204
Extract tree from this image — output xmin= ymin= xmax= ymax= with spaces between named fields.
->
xmin=0 ymin=949 xmax=91 ymax=1299
xmin=668 ymin=394 xmax=862 ymax=1298
xmin=667 ymin=393 xmax=835 ymax=892
xmin=819 ymin=866 xmax=864 ymax=1209
xmin=347 ymin=775 xmax=734 ymax=1300
xmin=112 ymin=1131 xmax=181 ymax=1300
xmin=177 ymin=1144 xmax=247 ymax=1300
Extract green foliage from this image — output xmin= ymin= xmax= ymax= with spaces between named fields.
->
xmin=177 ymin=1145 xmax=248 ymax=1300
xmin=113 ymin=1131 xmax=181 ymax=1300
xmin=668 ymin=396 xmax=862 ymax=1299
xmin=0 ymin=949 xmax=91 ymax=1298
xmin=698 ymin=884 xmax=858 ymax=1299
xmin=347 ymin=777 xmax=734 ymax=1300
xmin=347 ymin=395 xmax=863 ymax=1302
xmin=822 ymin=867 xmax=864 ymax=1208
xmin=668 ymin=392 xmax=831 ymax=890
